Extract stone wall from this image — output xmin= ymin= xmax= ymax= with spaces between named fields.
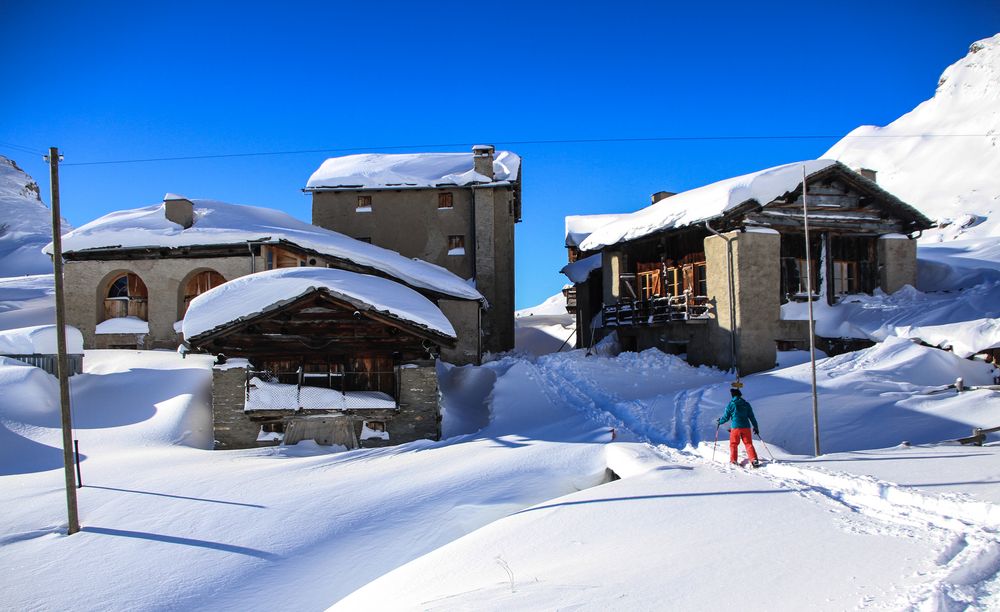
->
xmin=211 ymin=363 xmax=258 ymax=450
xmin=391 ymin=363 xmax=441 ymax=443
xmin=878 ymin=235 xmax=917 ymax=294
xmin=438 ymin=299 xmax=480 ymax=365
xmin=63 ymin=255 xmax=256 ymax=349
xmin=311 ymin=183 xmax=517 ymax=355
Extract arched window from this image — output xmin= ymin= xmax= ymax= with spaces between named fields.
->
xmin=104 ymin=273 xmax=149 ymax=321
xmin=182 ymin=270 xmax=226 ymax=315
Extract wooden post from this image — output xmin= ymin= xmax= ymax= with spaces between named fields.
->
xmin=47 ymin=146 xmax=81 ymax=535
xmin=803 ymin=165 xmax=821 ymax=457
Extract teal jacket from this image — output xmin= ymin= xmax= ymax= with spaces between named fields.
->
xmin=718 ymin=397 xmax=759 ymax=430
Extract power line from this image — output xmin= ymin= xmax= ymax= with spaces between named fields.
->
xmin=0 ymin=141 xmax=46 ymax=156
xmin=40 ymin=132 xmax=995 ymax=167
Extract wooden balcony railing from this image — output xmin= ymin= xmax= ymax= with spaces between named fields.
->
xmin=602 ymin=293 xmax=711 ymax=328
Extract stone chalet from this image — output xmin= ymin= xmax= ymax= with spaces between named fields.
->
xmin=563 ymin=160 xmax=933 ymax=375
xmin=48 ymin=195 xmax=485 ymax=366
xmin=183 ymin=267 xmax=454 ymax=449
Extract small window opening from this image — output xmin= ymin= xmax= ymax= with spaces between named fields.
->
xmin=448 ymin=235 xmax=465 ymax=256
xmin=357 ymin=195 xmax=372 ymax=211
xmin=438 ymin=192 xmax=453 ymax=209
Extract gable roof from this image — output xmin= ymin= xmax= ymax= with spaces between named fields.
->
xmin=47 ymin=198 xmax=482 ymax=302
xmin=182 ymin=267 xmax=456 ymax=343
xmin=579 ymin=160 xmax=933 ymax=251
xmin=305 ymin=151 xmax=521 ymax=190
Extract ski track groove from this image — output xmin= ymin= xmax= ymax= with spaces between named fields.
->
xmin=522 ymin=357 xmax=1000 ymax=610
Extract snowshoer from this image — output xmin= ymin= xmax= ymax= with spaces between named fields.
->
xmin=717 ymin=388 xmax=760 ymax=467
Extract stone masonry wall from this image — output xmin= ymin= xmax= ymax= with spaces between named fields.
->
xmin=64 ymin=255 xmax=255 ymax=349
xmin=211 ymin=364 xmax=258 ymax=450
xmin=391 ymin=363 xmax=441 ymax=443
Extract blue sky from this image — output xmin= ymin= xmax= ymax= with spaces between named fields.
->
xmin=2 ymin=1 xmax=998 ymax=308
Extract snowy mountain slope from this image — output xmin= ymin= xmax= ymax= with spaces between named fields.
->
xmin=0 ymin=156 xmax=69 ymax=276
xmin=823 ymin=34 xmax=1000 ymax=242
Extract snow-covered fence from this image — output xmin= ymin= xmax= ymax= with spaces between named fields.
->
xmin=245 ymin=368 xmax=398 ymax=412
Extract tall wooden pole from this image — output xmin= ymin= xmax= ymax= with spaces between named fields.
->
xmin=47 ymin=146 xmax=80 ymax=535
xmin=802 ymin=165 xmax=821 ymax=457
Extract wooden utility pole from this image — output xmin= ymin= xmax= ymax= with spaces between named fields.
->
xmin=802 ymin=165 xmax=821 ymax=457
xmin=46 ymin=146 xmax=80 ymax=535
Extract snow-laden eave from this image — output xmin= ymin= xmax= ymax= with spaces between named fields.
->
xmin=57 ymin=237 xmax=483 ymax=305
xmin=186 ymin=286 xmax=457 ymax=349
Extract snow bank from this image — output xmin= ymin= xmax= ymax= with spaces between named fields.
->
xmin=305 ymin=150 xmax=520 ymax=189
xmin=824 ymin=34 xmax=1000 ymax=242
xmin=95 ymin=316 xmax=149 ymax=335
xmin=48 ymin=198 xmax=482 ymax=301
xmin=246 ymin=377 xmax=396 ymax=411
xmin=580 ymin=159 xmax=836 ymax=250
xmin=0 ymin=324 xmax=83 ymax=354
xmin=781 ymin=282 xmax=1000 ymax=357
xmin=183 ymin=267 xmax=456 ymax=340
xmin=0 ymin=274 xmax=55 ymax=331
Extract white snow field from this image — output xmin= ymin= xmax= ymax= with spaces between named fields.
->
xmin=0 ymin=274 xmax=55 ymax=331
xmin=1 ymin=336 xmax=998 ymax=611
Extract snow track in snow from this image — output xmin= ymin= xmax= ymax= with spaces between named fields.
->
xmin=519 ymin=352 xmax=1000 ymax=610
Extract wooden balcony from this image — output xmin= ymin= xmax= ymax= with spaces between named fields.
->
xmin=602 ymin=293 xmax=711 ymax=328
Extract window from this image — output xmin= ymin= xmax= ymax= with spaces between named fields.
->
xmin=104 ymin=273 xmax=148 ymax=321
xmin=448 ymin=235 xmax=465 ymax=256
xmin=438 ymin=192 xmax=453 ymax=209
xmin=832 ymin=261 xmax=859 ymax=295
xmin=664 ymin=267 xmax=681 ymax=297
xmin=182 ymin=270 xmax=225 ymax=315
xmin=357 ymin=195 xmax=372 ymax=212
xmin=263 ymin=245 xmax=305 ymax=269
xmin=694 ymin=262 xmax=708 ymax=296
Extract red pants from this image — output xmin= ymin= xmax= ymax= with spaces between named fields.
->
xmin=730 ymin=428 xmax=758 ymax=463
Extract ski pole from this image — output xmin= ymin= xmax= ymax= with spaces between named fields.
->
xmin=712 ymin=423 xmax=720 ymax=462
xmin=756 ymin=432 xmax=775 ymax=461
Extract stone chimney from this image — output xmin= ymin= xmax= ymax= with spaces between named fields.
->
xmin=856 ymin=168 xmax=878 ymax=183
xmin=164 ymin=193 xmax=194 ymax=229
xmin=472 ymin=145 xmax=495 ymax=180
xmin=651 ymin=191 xmax=676 ymax=204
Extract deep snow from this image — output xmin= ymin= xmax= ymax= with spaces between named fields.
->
xmin=1 ymin=336 xmax=998 ymax=611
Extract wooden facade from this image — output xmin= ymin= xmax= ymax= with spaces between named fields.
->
xmin=571 ymin=163 xmax=933 ymax=361
xmin=188 ymin=287 xmax=455 ymax=446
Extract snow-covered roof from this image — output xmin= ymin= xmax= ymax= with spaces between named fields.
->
xmin=182 ymin=267 xmax=457 ymax=341
xmin=47 ymin=198 xmax=482 ymax=302
xmin=0 ymin=325 xmax=83 ymax=355
xmin=305 ymin=151 xmax=521 ymax=190
xmin=580 ymin=160 xmax=838 ymax=251
xmin=565 ymin=214 xmax=629 ymax=248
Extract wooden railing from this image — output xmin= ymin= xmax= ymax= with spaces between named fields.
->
xmin=602 ymin=293 xmax=711 ymax=327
